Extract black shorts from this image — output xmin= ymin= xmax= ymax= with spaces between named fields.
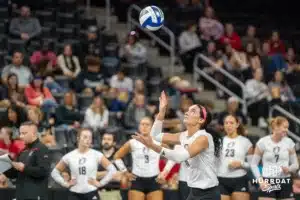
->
xmin=130 ymin=175 xmax=161 ymax=194
xmin=68 ymin=190 xmax=100 ymax=200
xmin=186 ymin=186 xmax=221 ymax=200
xmin=259 ymin=177 xmax=294 ymax=199
xmin=218 ymin=175 xmax=249 ymax=195
xmin=179 ymin=181 xmax=190 ymax=200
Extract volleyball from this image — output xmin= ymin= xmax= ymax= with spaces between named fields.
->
xmin=139 ymin=6 xmax=164 ymax=31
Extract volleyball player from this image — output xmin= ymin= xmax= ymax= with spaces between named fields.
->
xmin=218 ymin=115 xmax=253 ymax=200
xmin=113 ymin=116 xmax=164 ymax=200
xmin=133 ymin=91 xmax=221 ymax=200
xmin=251 ymin=116 xmax=299 ymax=200
xmin=51 ymin=128 xmax=117 ymax=200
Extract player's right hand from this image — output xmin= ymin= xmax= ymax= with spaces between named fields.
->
xmin=124 ymin=172 xmax=136 ymax=181
xmin=66 ymin=178 xmax=77 ymax=188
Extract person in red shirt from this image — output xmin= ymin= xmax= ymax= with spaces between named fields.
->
xmin=220 ymin=23 xmax=241 ymax=50
xmin=0 ymin=127 xmax=25 ymax=160
xmin=268 ymin=31 xmax=285 ymax=55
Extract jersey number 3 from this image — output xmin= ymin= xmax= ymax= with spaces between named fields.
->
xmin=225 ymin=149 xmax=235 ymax=157
xmin=79 ymin=166 xmax=86 ymax=175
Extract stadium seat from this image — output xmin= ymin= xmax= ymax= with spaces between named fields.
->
xmin=7 ymin=39 xmax=26 ymax=55
xmin=52 ymin=92 xmax=64 ymax=104
xmin=0 ymin=7 xmax=9 ymax=22
xmin=102 ymin=31 xmax=118 ymax=46
xmin=103 ymin=42 xmax=119 ymax=57
xmin=102 ymin=57 xmax=120 ymax=77
xmin=79 ymin=15 xmax=98 ymax=30
xmin=35 ymin=10 xmax=56 ymax=26
xmin=57 ymin=12 xmax=79 ymax=29
xmin=42 ymin=25 xmax=56 ymax=38
xmin=108 ymin=112 xmax=119 ymax=127
xmin=0 ymin=34 xmax=7 ymax=50
xmin=56 ymin=28 xmax=74 ymax=41
xmin=77 ymin=94 xmax=93 ymax=111
xmin=54 ymin=75 xmax=70 ymax=89
xmin=54 ymin=127 xmax=68 ymax=149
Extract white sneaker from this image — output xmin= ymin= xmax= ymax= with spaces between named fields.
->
xmin=258 ymin=117 xmax=268 ymax=128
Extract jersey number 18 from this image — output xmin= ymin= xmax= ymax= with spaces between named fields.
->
xmin=79 ymin=166 xmax=86 ymax=175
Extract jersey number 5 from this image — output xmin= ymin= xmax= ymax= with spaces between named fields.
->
xmin=225 ymin=149 xmax=235 ymax=157
xmin=79 ymin=166 xmax=86 ymax=175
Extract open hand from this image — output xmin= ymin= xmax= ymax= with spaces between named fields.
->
xmin=132 ymin=132 xmax=153 ymax=148
xmin=159 ymin=91 xmax=168 ymax=112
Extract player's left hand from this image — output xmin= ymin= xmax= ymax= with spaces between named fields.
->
xmin=132 ymin=132 xmax=153 ymax=148
xmin=228 ymin=160 xmax=242 ymax=169
xmin=281 ymin=166 xmax=289 ymax=174
xmin=88 ymin=178 xmax=101 ymax=188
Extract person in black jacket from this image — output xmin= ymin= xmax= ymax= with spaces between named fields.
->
xmin=4 ymin=121 xmax=51 ymax=200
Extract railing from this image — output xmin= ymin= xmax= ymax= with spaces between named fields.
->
xmin=269 ymin=105 xmax=300 ymax=143
xmin=85 ymin=0 xmax=111 ymax=30
xmin=127 ymin=4 xmax=176 ymax=76
xmin=193 ymin=53 xmax=248 ymax=114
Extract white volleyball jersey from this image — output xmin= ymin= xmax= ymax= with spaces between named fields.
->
xmin=179 ymin=130 xmax=219 ymax=189
xmin=257 ymin=135 xmax=295 ymax=178
xmin=62 ymin=149 xmax=103 ymax=193
xmin=129 ymin=139 xmax=160 ymax=177
xmin=218 ymin=135 xmax=252 ymax=178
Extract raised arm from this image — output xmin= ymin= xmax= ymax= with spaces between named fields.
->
xmin=151 ymin=91 xmax=181 ymax=145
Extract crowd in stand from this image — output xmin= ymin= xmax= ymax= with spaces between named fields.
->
xmin=0 ymin=0 xmax=300 ymax=199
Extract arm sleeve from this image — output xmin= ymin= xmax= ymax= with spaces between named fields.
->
xmin=288 ymin=153 xmax=299 ymax=173
xmin=250 ymin=154 xmax=262 ymax=179
xmin=99 ymin=163 xmax=117 ymax=187
xmin=160 ymin=147 xmax=190 ymax=163
xmin=23 ymin=146 xmax=51 ymax=178
xmin=150 ymin=120 xmax=164 ymax=142
xmin=163 ymin=160 xmax=176 ymax=173
xmin=114 ymin=159 xmax=127 ymax=172
xmin=51 ymin=168 xmax=68 ymax=187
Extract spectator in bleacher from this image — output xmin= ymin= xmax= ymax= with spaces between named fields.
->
xmin=1 ymin=105 xmax=26 ymax=137
xmin=30 ymin=40 xmax=57 ymax=75
xmin=217 ymin=97 xmax=247 ymax=130
xmin=84 ymin=96 xmax=109 ymax=131
xmin=163 ymin=98 xmax=182 ymax=132
xmin=220 ymin=23 xmax=242 ymax=50
xmin=1 ymin=51 xmax=32 ymax=88
xmin=24 ymin=76 xmax=57 ymax=114
xmin=2 ymin=74 xmax=26 ymax=107
xmin=0 ymin=127 xmax=25 ymax=159
xmin=178 ymin=22 xmax=202 ymax=73
xmin=245 ymin=68 xmax=269 ymax=127
xmin=120 ymin=31 xmax=147 ymax=65
xmin=241 ymin=25 xmax=260 ymax=52
xmin=82 ymin=26 xmax=103 ymax=58
xmin=199 ymin=6 xmax=224 ymax=42
xmin=268 ymin=70 xmax=296 ymax=104
xmin=123 ymin=93 xmax=152 ymax=129
xmin=105 ymin=87 xmax=126 ymax=113
xmin=57 ymin=44 xmax=81 ymax=79
xmin=285 ymin=47 xmax=300 ymax=86
xmin=26 ymin=106 xmax=47 ymax=133
xmin=269 ymin=31 xmax=286 ymax=55
xmin=134 ymin=79 xmax=146 ymax=96
xmin=0 ymin=174 xmax=9 ymax=188
xmin=244 ymin=42 xmax=262 ymax=71
xmin=55 ymin=91 xmax=83 ymax=127
xmin=110 ymin=68 xmax=133 ymax=103
xmin=74 ymin=56 xmax=106 ymax=94
xmin=9 ymin=6 xmax=41 ymax=40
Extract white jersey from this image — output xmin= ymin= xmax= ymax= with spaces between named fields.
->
xmin=179 ymin=130 xmax=219 ymax=189
xmin=62 ymin=149 xmax=103 ymax=193
xmin=129 ymin=139 xmax=160 ymax=177
xmin=218 ymin=135 xmax=252 ymax=178
xmin=257 ymin=135 xmax=295 ymax=178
